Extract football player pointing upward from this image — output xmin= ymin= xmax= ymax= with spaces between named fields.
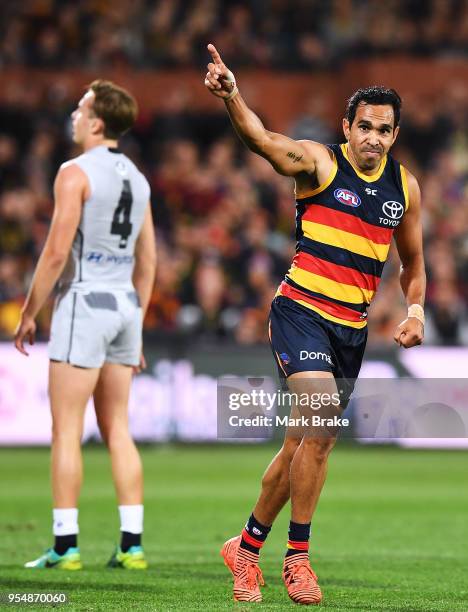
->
xmin=205 ymin=44 xmax=425 ymax=604
xmin=15 ymin=81 xmax=156 ymax=570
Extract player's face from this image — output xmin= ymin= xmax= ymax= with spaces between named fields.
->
xmin=71 ymin=91 xmax=97 ymax=144
xmin=343 ymin=103 xmax=399 ymax=171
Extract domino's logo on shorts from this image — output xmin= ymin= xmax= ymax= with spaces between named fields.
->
xmin=300 ymin=350 xmax=333 ymax=366
xmin=280 ymin=352 xmax=291 ymax=365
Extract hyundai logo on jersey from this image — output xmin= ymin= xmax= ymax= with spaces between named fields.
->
xmin=334 ymin=188 xmax=361 ymax=207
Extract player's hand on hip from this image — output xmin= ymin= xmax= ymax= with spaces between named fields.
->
xmin=204 ymin=43 xmax=238 ymax=100
xmin=14 ymin=313 xmax=36 ymax=356
xmin=393 ymin=317 xmax=424 ymax=349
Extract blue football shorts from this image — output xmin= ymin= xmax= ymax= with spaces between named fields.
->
xmin=268 ymin=295 xmax=368 ymax=408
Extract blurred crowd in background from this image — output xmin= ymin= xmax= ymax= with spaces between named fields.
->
xmin=2 ymin=0 xmax=468 ymax=69
xmin=1 ymin=1 xmax=468 ymax=348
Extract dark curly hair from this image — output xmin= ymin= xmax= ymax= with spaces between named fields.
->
xmin=346 ymin=86 xmax=402 ymax=129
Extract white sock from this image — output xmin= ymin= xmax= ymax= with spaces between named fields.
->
xmin=119 ymin=504 xmax=143 ymax=534
xmin=53 ymin=508 xmax=79 ymax=536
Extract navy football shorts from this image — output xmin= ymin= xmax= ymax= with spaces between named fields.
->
xmin=268 ymin=296 xmax=368 ymax=408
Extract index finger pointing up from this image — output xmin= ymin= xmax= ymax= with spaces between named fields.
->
xmin=207 ymin=43 xmax=223 ymax=66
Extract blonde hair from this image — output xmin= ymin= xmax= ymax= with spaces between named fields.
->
xmin=87 ymin=79 xmax=138 ymax=139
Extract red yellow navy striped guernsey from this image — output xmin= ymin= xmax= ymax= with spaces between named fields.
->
xmin=277 ymin=143 xmax=410 ymax=328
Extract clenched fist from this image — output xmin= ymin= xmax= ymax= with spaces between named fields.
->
xmin=393 ymin=316 xmax=424 ymax=348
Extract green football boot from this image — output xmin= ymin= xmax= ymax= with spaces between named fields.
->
xmin=107 ymin=545 xmax=148 ymax=569
xmin=24 ymin=547 xmax=82 ymax=570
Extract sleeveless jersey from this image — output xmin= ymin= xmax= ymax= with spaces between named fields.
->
xmin=277 ymin=143 xmax=410 ymax=329
xmin=60 ymin=145 xmax=150 ymax=291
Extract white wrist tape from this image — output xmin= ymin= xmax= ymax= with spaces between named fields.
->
xmin=223 ymin=69 xmax=238 ymax=101
xmin=408 ymin=304 xmax=425 ymax=325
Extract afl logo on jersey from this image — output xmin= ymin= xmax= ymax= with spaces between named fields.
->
xmin=334 ymin=188 xmax=361 ymax=208
xmin=115 ymin=160 xmax=128 ymax=176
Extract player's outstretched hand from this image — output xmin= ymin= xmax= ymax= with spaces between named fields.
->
xmin=393 ymin=317 xmax=424 ymax=349
xmin=204 ymin=43 xmax=238 ymax=100
xmin=14 ymin=313 xmax=36 ymax=356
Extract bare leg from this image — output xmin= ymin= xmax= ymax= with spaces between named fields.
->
xmin=289 ymin=437 xmax=335 ymax=523
xmin=49 ymin=361 xmax=100 ymax=508
xmin=252 ymin=408 xmax=302 ymax=525
xmin=288 ymin=371 xmax=339 ymax=524
xmin=94 ymin=363 xmax=142 ymax=505
xmin=226 ymin=372 xmax=337 ymax=605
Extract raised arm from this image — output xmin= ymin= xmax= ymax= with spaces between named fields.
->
xmin=393 ymin=170 xmax=426 ymax=348
xmin=204 ymin=43 xmax=328 ymax=177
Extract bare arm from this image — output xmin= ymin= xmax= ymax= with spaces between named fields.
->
xmin=394 ymin=172 xmax=426 ymax=306
xmin=14 ymin=163 xmax=87 ymax=355
xmin=393 ymin=171 xmax=426 ymax=348
xmin=204 ymin=43 xmax=328 ymax=177
xmin=225 ymin=93 xmax=326 ymax=176
xmin=132 ymin=202 xmax=157 ymax=317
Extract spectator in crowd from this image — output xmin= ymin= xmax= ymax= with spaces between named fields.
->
xmin=1 ymin=79 xmax=467 ymax=345
xmin=1 ymin=1 xmax=468 ymax=346
xmin=3 ymin=1 xmax=468 ymax=70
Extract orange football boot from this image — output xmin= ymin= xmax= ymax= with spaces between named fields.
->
xmin=221 ymin=535 xmax=264 ymax=602
xmin=282 ymin=553 xmax=322 ymax=605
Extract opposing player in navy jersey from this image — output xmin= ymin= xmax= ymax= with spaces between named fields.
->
xmin=205 ymin=45 xmax=425 ymax=604
xmin=14 ymin=81 xmax=156 ymax=570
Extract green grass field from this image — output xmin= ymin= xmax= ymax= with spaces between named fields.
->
xmin=0 ymin=444 xmax=467 ymax=611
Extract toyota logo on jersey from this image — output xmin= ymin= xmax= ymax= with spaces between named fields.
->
xmin=382 ymin=200 xmax=404 ymax=219
xmin=334 ymin=188 xmax=361 ymax=208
